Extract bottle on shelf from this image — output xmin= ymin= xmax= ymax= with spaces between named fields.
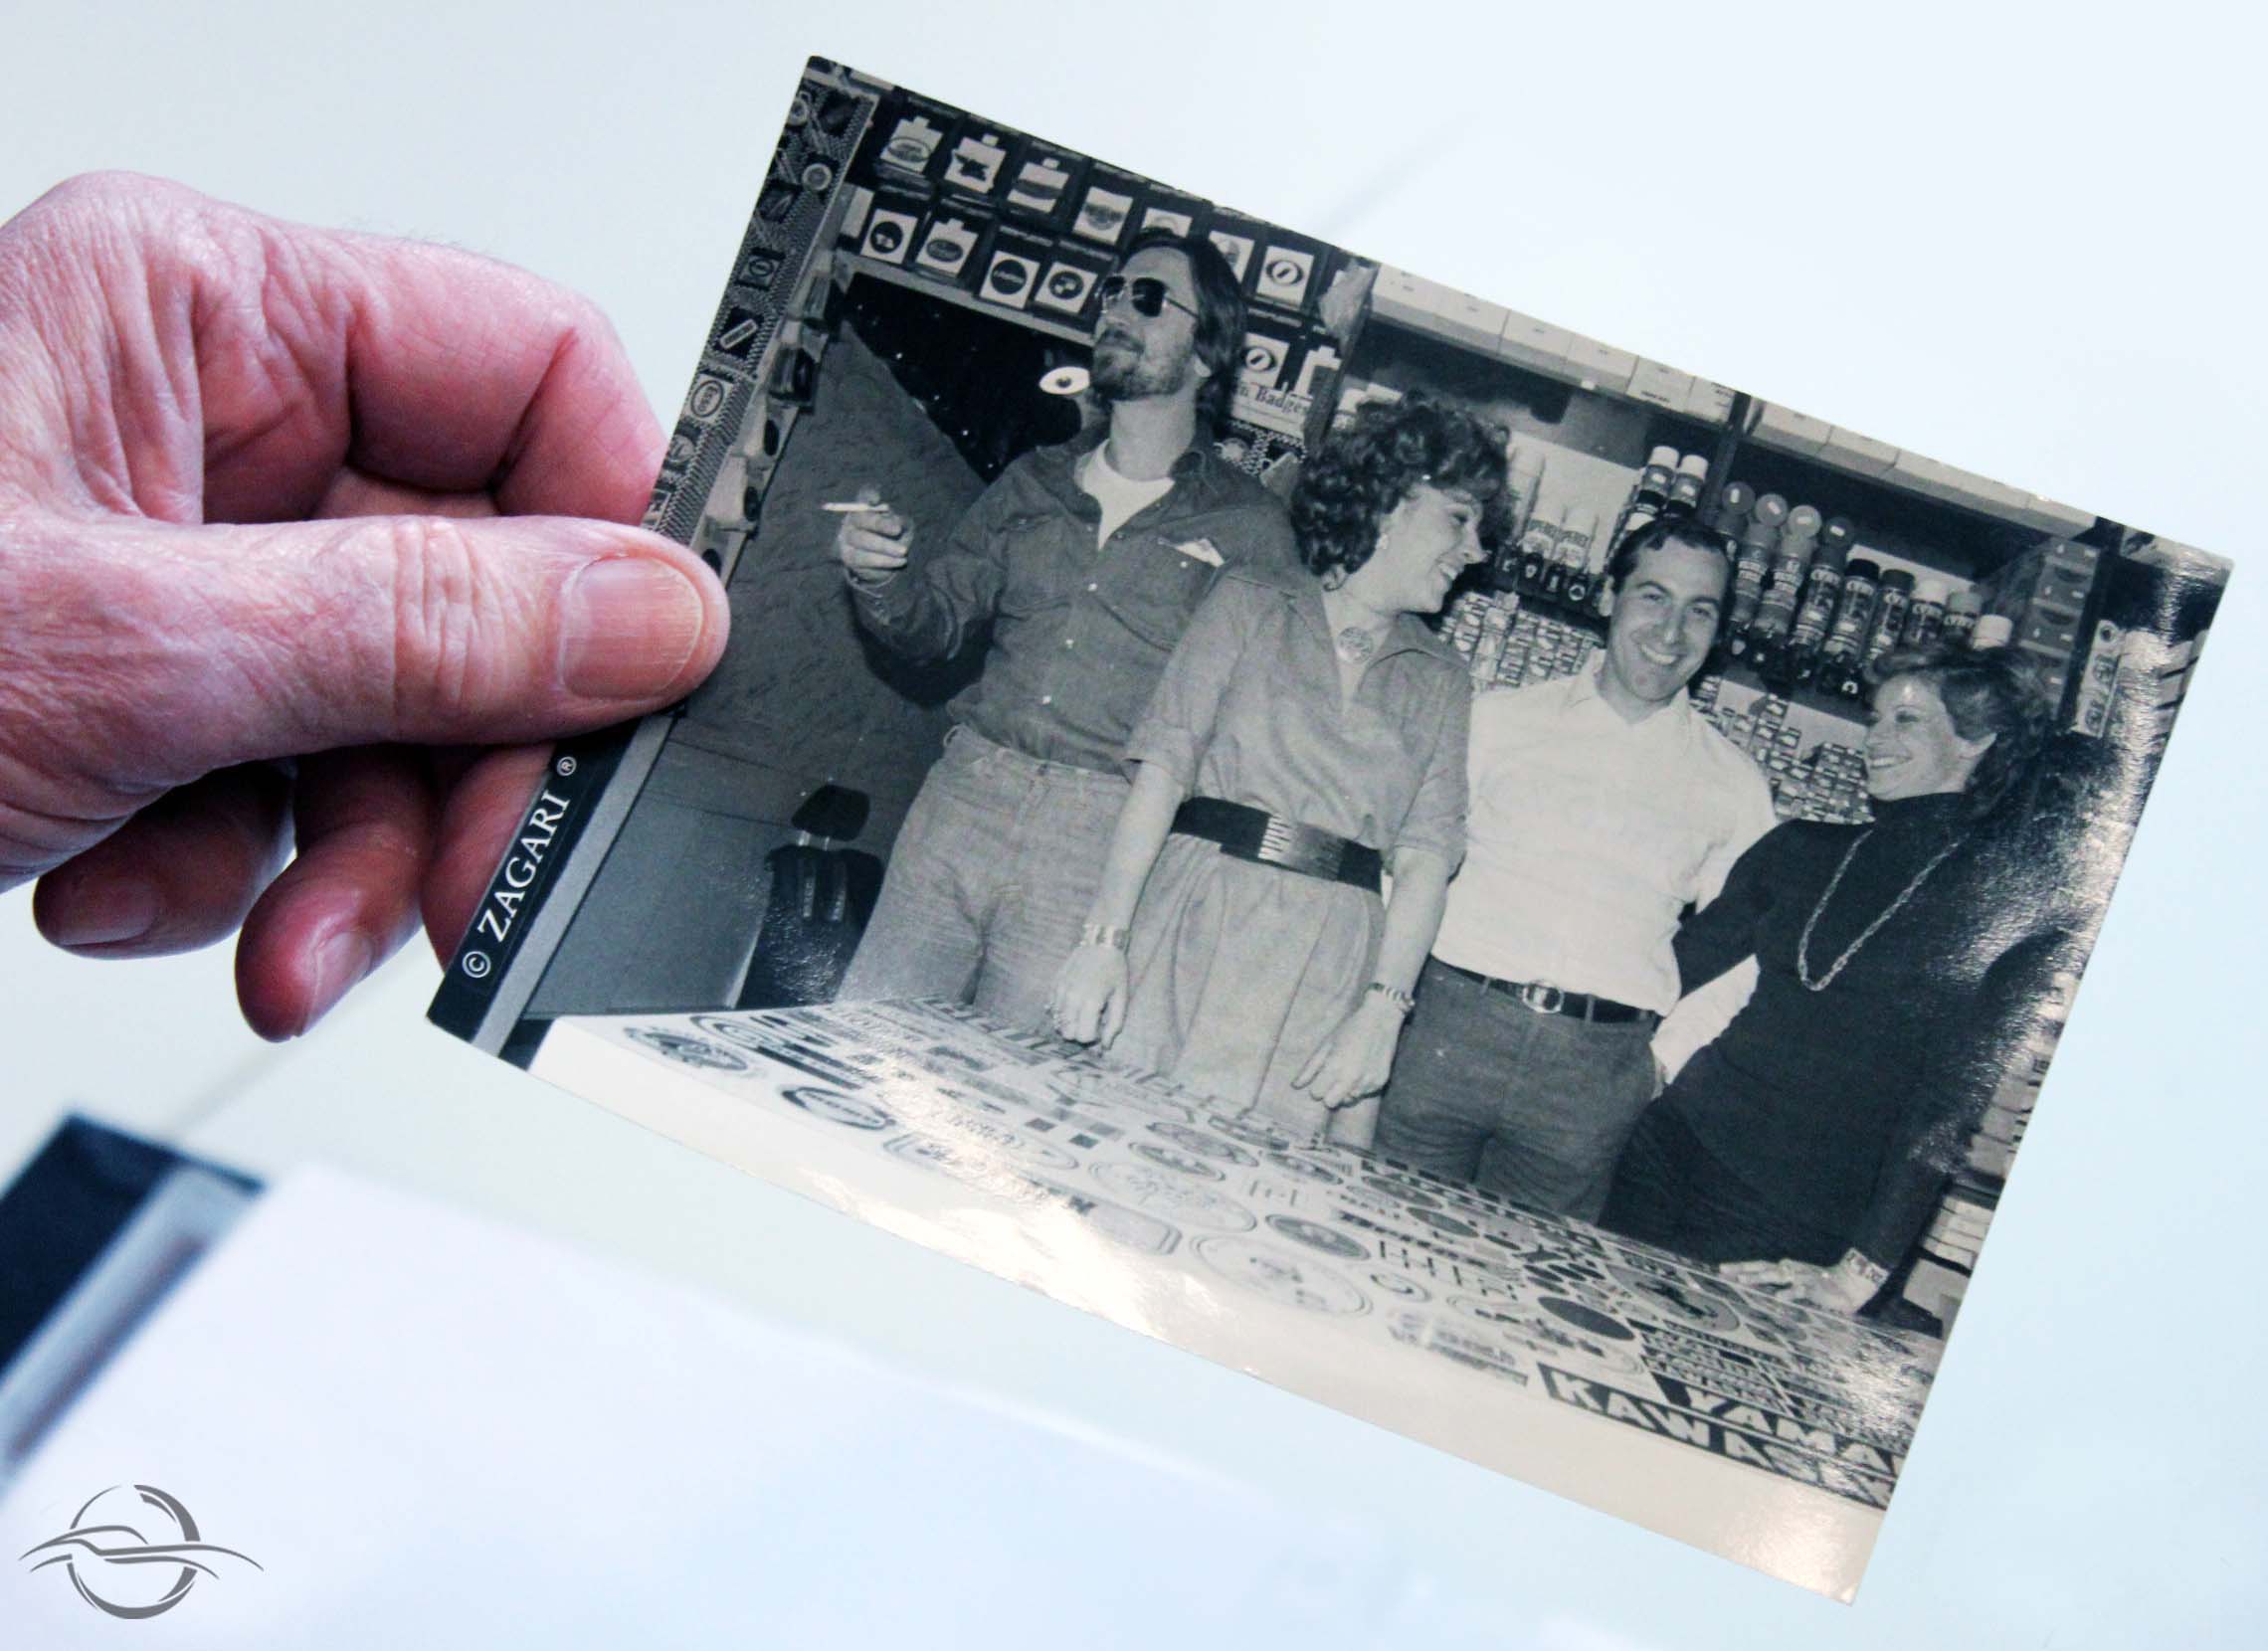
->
xmin=1787 ymin=501 xmax=1821 ymax=535
xmin=1541 ymin=519 xmax=1574 ymax=604
xmin=1707 ymin=478 xmax=1756 ymax=537
xmin=1758 ymin=503 xmax=1817 ymax=642
xmin=1904 ymin=578 xmax=1951 ymax=649
xmin=1971 ymin=614 xmax=2014 ymax=649
xmin=1752 ymin=539 xmax=1812 ymax=670
xmin=1944 ymin=587 xmax=1983 ymax=648
xmin=1865 ymin=568 xmax=1916 ymax=667
xmin=1726 ymin=512 xmax=1778 ymax=659
xmin=1513 ymin=505 xmax=1560 ymax=595
xmin=1506 ymin=446 xmax=1546 ymax=537
xmin=1561 ymin=507 xmax=1602 ymax=611
xmin=1608 ymin=445 xmax=1678 ymax=557
xmin=1788 ymin=535 xmax=1849 ymax=681
xmin=1664 ymin=452 xmax=1709 ymax=518
xmin=1821 ymin=555 xmax=1882 ymax=701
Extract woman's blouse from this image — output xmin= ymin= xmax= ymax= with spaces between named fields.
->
xmin=1124 ymin=565 xmax=1471 ymax=867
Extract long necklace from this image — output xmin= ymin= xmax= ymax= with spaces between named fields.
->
xmin=1795 ymin=828 xmax=1965 ymax=993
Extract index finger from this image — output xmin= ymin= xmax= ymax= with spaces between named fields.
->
xmin=283 ymin=222 xmax=663 ymax=523
xmin=5 ymin=175 xmax=661 ymax=527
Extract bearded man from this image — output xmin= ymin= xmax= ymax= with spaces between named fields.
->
xmin=834 ymin=231 xmax=1297 ymax=1025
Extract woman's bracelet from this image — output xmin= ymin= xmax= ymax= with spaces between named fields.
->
xmin=1365 ymin=981 xmax=1417 ymax=1017
xmin=1077 ymin=922 xmax=1130 ymax=952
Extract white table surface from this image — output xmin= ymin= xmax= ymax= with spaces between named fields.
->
xmin=5 ymin=4 xmax=2263 ymax=1643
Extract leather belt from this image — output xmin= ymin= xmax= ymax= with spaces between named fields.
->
xmin=1171 ymin=797 xmax=1382 ymax=893
xmin=1435 ymin=960 xmax=1657 ymax=1024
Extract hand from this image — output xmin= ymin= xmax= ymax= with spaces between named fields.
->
xmin=1292 ymin=994 xmax=1404 ymax=1112
xmin=1 ymin=174 xmax=730 ymax=1039
xmin=1718 ymin=1255 xmax=1881 ymax=1315
xmin=1049 ymin=943 xmax=1128 ymax=1046
xmin=835 ymin=485 xmax=912 ymax=583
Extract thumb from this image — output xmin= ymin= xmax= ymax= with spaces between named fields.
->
xmin=35 ymin=509 xmax=729 ymax=780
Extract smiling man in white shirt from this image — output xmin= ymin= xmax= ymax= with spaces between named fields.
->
xmin=1373 ymin=518 xmax=1776 ymax=1219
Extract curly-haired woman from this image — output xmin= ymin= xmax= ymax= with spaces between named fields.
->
xmin=1047 ymin=394 xmax=1510 ymax=1146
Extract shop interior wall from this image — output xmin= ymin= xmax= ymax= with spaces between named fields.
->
xmin=529 ymin=324 xmax=985 ymax=1016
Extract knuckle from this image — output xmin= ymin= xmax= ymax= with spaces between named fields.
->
xmin=32 ymin=169 xmax=183 ymax=222
xmin=368 ymin=515 xmax=497 ymax=719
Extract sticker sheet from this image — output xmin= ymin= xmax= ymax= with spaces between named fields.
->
xmin=540 ymin=1000 xmax=1938 ymax=1589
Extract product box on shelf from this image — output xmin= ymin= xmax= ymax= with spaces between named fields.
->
xmin=912 ymin=208 xmax=992 ymax=287
xmin=1370 ymin=266 xmax=1508 ymax=353
xmin=1236 ymin=321 xmax=1299 ymax=395
xmin=1562 ymin=334 xmax=1638 ymax=395
xmin=1030 ymin=241 xmax=1112 ymax=325
xmin=1251 ymin=231 xmax=1329 ymax=316
xmin=936 ymin=119 xmax=1021 ymax=207
xmin=1496 ymin=308 xmax=1578 ymax=377
xmin=1625 ymin=359 xmax=1696 ymax=413
xmin=1135 ymin=186 xmax=1210 ymax=242
xmin=1204 ymin=211 xmax=1265 ymax=284
xmin=1001 ymin=143 xmax=1087 ymax=230
xmin=1754 ymin=402 xmax=1832 ymax=456
xmin=868 ymin=92 xmax=960 ymax=188
xmin=976 ymin=224 xmax=1054 ymax=312
xmin=1819 ymin=425 xmax=1900 ymax=477
xmin=854 ymin=190 xmax=927 ymax=267
xmin=1067 ymin=166 xmax=1145 ymax=251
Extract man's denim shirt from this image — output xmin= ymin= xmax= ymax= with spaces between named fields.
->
xmin=851 ymin=425 xmax=1299 ymax=773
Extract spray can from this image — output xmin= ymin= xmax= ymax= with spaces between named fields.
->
xmin=1864 ymin=568 xmax=1915 ymax=667
xmin=1944 ymin=587 xmax=1983 ymax=648
xmin=1664 ymin=453 xmax=1709 ymax=518
xmin=1904 ymin=578 xmax=1950 ymax=648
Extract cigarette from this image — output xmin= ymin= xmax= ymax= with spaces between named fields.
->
xmin=820 ymin=499 xmax=889 ymax=513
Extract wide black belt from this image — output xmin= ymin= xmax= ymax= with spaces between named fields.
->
xmin=1171 ymin=797 xmax=1382 ymax=892
xmin=1435 ymin=960 xmax=1657 ymax=1024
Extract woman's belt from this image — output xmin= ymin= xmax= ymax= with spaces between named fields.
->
xmin=1171 ymin=797 xmax=1382 ymax=892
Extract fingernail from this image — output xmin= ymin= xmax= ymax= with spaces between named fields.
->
xmin=559 ymin=556 xmax=707 ymax=699
xmin=48 ymin=874 xmax=159 ymax=948
xmin=301 ymin=929 xmax=374 ymax=1034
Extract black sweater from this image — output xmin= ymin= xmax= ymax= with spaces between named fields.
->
xmin=1665 ymin=792 xmax=2066 ymax=1270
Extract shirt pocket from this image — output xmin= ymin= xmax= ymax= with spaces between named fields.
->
xmin=1094 ymin=537 xmax=1219 ymax=648
xmin=993 ymin=511 xmax=1081 ymax=621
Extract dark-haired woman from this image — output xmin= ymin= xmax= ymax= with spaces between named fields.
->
xmin=1048 ymin=395 xmax=1508 ymax=1145
xmin=1601 ymin=646 xmax=2065 ymax=1312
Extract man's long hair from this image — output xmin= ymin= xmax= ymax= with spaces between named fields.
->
xmin=1119 ymin=228 xmax=1245 ymax=426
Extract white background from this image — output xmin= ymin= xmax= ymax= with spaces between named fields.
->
xmin=3 ymin=2 xmax=2262 ymax=1641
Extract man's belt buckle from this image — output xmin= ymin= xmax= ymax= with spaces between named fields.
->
xmin=1515 ymin=981 xmax=1566 ymax=1015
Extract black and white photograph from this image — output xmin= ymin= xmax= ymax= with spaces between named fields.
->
xmin=417 ymin=58 xmax=2230 ymax=1597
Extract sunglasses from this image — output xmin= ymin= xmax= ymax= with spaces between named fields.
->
xmin=1095 ymin=275 xmax=1200 ymax=321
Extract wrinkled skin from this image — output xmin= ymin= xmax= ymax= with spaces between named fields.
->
xmin=0 ymin=174 xmax=729 ymax=1037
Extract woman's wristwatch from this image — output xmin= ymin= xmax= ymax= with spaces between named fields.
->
xmin=1834 ymin=1250 xmax=1890 ymax=1292
xmin=1077 ymin=922 xmax=1130 ymax=952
